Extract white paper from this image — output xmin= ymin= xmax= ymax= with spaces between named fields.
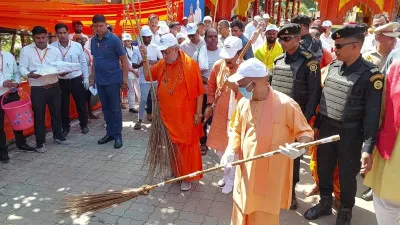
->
xmin=89 ymin=86 xmax=98 ymax=96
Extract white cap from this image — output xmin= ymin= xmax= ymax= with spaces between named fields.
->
xmin=203 ymin=16 xmax=212 ymax=22
xmin=186 ymin=23 xmax=198 ymax=35
xmin=157 ymin=33 xmax=178 ymax=51
xmin=182 ymin=16 xmax=188 ymax=20
xmin=176 ymin=32 xmax=186 ymax=39
xmin=254 ymin=15 xmax=262 ymax=22
xmin=227 ymin=58 xmax=267 ymax=83
xmin=122 ymin=33 xmax=132 ymax=41
xmin=140 ymin=26 xmax=152 ymax=37
xmin=263 ymin=13 xmax=270 ymax=19
xmin=219 ymin=36 xmax=243 ymax=59
xmin=265 ymin=24 xmax=279 ymax=32
xmin=374 ymin=22 xmax=400 ymax=37
xmin=159 ymin=23 xmax=170 ymax=35
xmin=322 ymin=20 xmax=332 ymax=27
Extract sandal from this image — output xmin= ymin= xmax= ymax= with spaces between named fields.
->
xmin=200 ymin=144 xmax=208 ymax=156
xmin=134 ymin=121 xmax=142 ymax=130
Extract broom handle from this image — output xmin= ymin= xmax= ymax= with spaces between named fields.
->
xmin=237 ymin=29 xmax=260 ymax=63
xmin=146 ymin=135 xmax=340 ymax=190
xmin=130 ymin=0 xmax=157 ymax=97
xmin=213 ymin=0 xmax=219 ymax=29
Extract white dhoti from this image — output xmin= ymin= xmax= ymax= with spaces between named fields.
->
xmin=373 ymin=192 xmax=400 ymax=225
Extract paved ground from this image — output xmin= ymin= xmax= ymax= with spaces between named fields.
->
xmin=0 ymin=108 xmax=378 ymax=225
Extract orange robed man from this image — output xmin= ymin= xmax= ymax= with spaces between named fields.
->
xmin=140 ymin=33 xmax=204 ymax=191
xmin=221 ymin=58 xmax=314 ymax=225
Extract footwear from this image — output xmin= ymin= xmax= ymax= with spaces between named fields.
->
xmin=303 ymin=183 xmax=320 ymax=197
xmin=36 ymin=144 xmax=47 ymax=153
xmin=335 ymin=207 xmax=352 ymax=225
xmin=121 ymin=104 xmax=127 ymax=109
xmin=222 ymin=184 xmax=233 ymax=194
xmin=361 ymin=188 xmax=373 ymax=201
xmin=89 ymin=113 xmax=99 ymax=119
xmin=134 ymin=120 xmax=142 ymax=130
xmin=180 ymin=181 xmax=192 ymax=191
xmin=54 ymin=137 xmax=69 ymax=145
xmin=114 ymin=139 xmax=123 ymax=149
xmin=129 ymin=108 xmax=138 ymax=113
xmin=217 ymin=178 xmax=225 ymax=187
xmin=290 ymin=189 xmax=299 ymax=210
xmin=17 ymin=143 xmax=36 ymax=152
xmin=200 ymin=144 xmax=208 ymax=156
xmin=0 ymin=151 xmax=10 ymax=163
xmin=304 ymin=196 xmax=333 ymax=220
xmin=98 ymin=135 xmax=114 ymax=145
xmin=147 ymin=113 xmax=152 ymax=121
xmin=62 ymin=128 xmax=70 ymax=138
xmin=81 ymin=126 xmax=89 ymax=134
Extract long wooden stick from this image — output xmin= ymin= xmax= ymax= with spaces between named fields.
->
xmin=142 ymin=135 xmax=340 ymax=192
xmin=213 ymin=0 xmax=219 ymax=28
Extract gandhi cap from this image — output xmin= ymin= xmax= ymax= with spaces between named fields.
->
xmin=203 ymin=16 xmax=212 ymax=22
xmin=228 ymin=58 xmax=267 ymax=83
xmin=219 ymin=36 xmax=243 ymax=59
xmin=331 ymin=24 xmax=366 ymax=40
xmin=277 ymin=23 xmax=301 ymax=38
xmin=176 ymin=32 xmax=186 ymax=39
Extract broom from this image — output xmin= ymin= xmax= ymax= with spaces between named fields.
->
xmin=127 ymin=0 xmax=177 ymax=181
xmin=64 ymin=135 xmax=340 ymax=215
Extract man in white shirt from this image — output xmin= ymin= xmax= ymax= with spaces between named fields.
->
xmin=0 ymin=38 xmax=36 ymax=162
xmin=19 ymin=26 xmax=68 ymax=152
xmin=180 ymin=23 xmax=206 ymax=58
xmin=68 ymin=21 xmax=89 ymax=42
xmin=193 ymin=28 xmax=221 ymax=155
xmin=217 ymin=20 xmax=231 ymax=48
xmin=52 ymin=23 xmax=89 ymax=137
xmin=321 ymin=20 xmax=334 ymax=52
xmin=122 ymin=33 xmax=140 ymax=114
xmin=148 ymin=14 xmax=161 ymax=45
xmin=176 ymin=32 xmax=187 ymax=45
xmin=203 ymin=16 xmax=213 ymax=30
xmin=244 ymin=15 xmax=261 ymax=39
xmin=251 ymin=18 xmax=267 ymax=52
xmin=181 ymin=17 xmax=189 ymax=34
xmin=132 ymin=26 xmax=163 ymax=130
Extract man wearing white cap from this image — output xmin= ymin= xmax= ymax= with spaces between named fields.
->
xmin=180 ymin=23 xmax=206 ymax=58
xmin=132 ymin=26 xmax=162 ymax=130
xmin=140 ymin=33 xmax=205 ymax=191
xmin=321 ymin=20 xmax=334 ymax=51
xmin=244 ymin=15 xmax=261 ymax=39
xmin=176 ymin=32 xmax=187 ymax=45
xmin=122 ymin=33 xmax=140 ymax=113
xmin=221 ymin=58 xmax=314 ymax=225
xmin=204 ymin=36 xmax=242 ymax=194
xmin=254 ymin=24 xmax=283 ymax=70
xmin=363 ymin=22 xmax=400 ymax=70
xmin=181 ymin=17 xmax=189 ymax=34
xmin=158 ymin=21 xmax=170 ymax=36
xmin=203 ymin=15 xmax=213 ymax=30
xmin=263 ymin=13 xmax=270 ymax=24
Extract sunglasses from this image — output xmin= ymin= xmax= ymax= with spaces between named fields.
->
xmin=334 ymin=42 xmax=358 ymax=49
xmin=279 ymin=35 xmax=298 ymax=42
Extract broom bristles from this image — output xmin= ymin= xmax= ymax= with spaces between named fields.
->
xmin=64 ymin=185 xmax=152 ymax=215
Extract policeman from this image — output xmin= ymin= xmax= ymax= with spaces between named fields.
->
xmin=304 ymin=25 xmax=383 ymax=225
xmin=271 ymin=23 xmax=322 ymax=210
xmin=291 ymin=15 xmax=323 ymax=60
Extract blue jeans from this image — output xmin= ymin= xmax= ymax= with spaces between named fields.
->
xmin=97 ymin=83 xmax=122 ymax=139
xmin=139 ymin=82 xmax=157 ymax=120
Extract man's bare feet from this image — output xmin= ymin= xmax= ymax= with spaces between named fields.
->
xmin=303 ymin=183 xmax=320 ymax=197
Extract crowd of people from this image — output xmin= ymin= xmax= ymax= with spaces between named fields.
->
xmin=0 ymin=10 xmax=399 ymax=225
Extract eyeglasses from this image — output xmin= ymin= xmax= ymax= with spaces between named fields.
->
xmin=334 ymin=42 xmax=358 ymax=49
xmin=278 ymin=35 xmax=298 ymax=42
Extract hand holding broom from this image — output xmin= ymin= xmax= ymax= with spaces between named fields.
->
xmin=64 ymin=135 xmax=340 ymax=215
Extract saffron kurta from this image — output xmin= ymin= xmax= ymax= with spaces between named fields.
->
xmin=207 ymin=59 xmax=240 ymax=151
xmin=229 ymin=87 xmax=313 ymax=224
xmin=149 ymin=51 xmax=205 ymax=181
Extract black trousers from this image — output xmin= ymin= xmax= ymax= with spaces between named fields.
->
xmin=317 ymin=119 xmax=363 ymax=208
xmin=86 ymin=90 xmax=93 ymax=114
xmin=293 ymin=157 xmax=300 ymax=187
xmin=59 ymin=77 xmax=88 ymax=130
xmin=146 ymin=90 xmax=152 ymax=114
xmin=200 ymin=94 xmax=212 ymax=145
xmin=0 ymin=92 xmax=27 ymax=153
xmin=31 ymin=84 xmax=63 ymax=145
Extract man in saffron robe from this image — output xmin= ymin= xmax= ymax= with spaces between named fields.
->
xmin=140 ymin=33 xmax=204 ymax=191
xmin=221 ymin=58 xmax=314 ymax=225
xmin=205 ymin=36 xmax=242 ymax=194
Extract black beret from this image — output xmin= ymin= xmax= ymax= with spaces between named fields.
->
xmin=331 ymin=25 xmax=366 ymax=40
xmin=277 ymin=23 xmax=301 ymax=38
xmin=291 ymin=15 xmax=311 ymax=26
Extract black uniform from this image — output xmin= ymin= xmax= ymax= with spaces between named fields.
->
xmin=271 ymin=23 xmax=322 ymax=204
xmin=304 ymin=25 xmax=383 ymax=225
xmin=291 ymin=15 xmax=323 ymax=60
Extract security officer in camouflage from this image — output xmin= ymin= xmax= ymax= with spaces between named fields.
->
xmin=271 ymin=23 xmax=322 ymax=210
xmin=304 ymin=25 xmax=383 ymax=225
xmin=291 ymin=15 xmax=323 ymax=60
